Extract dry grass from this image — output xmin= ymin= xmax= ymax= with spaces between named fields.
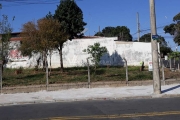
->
xmin=2 ymin=66 xmax=179 ymax=87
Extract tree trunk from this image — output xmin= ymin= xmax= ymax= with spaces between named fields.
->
xmin=49 ymin=50 xmax=52 ymax=76
xmin=42 ymin=52 xmax=46 ymax=71
xmin=174 ymin=58 xmax=176 ymax=70
xmin=45 ymin=53 xmax=49 ymax=91
xmin=59 ymin=45 xmax=63 ymax=72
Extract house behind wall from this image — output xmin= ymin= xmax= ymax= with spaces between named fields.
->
xmin=6 ymin=36 xmax=153 ymax=68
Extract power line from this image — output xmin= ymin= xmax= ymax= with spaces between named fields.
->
xmin=0 ymin=1 xmax=59 ymax=7
xmin=132 ymin=21 xmax=175 ymax=37
xmin=0 ymin=0 xmax=83 ymax=7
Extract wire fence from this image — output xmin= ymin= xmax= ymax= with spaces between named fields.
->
xmin=160 ymin=59 xmax=180 ymax=80
xmin=0 ymin=61 xmax=180 ymax=94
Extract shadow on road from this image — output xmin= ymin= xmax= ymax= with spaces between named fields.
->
xmin=162 ymin=85 xmax=180 ymax=93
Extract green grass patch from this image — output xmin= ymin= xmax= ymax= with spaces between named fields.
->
xmin=2 ymin=66 xmax=153 ymax=87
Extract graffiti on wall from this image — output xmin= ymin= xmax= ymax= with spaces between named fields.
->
xmin=9 ymin=49 xmax=28 ymax=61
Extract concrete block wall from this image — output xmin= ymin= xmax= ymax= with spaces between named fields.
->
xmin=6 ymin=37 xmax=152 ymax=68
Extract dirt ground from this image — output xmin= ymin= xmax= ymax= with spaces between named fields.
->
xmin=163 ymin=68 xmax=180 ymax=80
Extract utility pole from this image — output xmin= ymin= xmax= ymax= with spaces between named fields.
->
xmin=149 ymin=0 xmax=161 ymax=94
xmin=137 ymin=12 xmax=140 ymax=42
xmin=0 ymin=3 xmax=2 ymax=94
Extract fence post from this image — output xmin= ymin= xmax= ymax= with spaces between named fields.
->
xmin=45 ymin=58 xmax=48 ymax=91
xmin=162 ymin=59 xmax=165 ymax=85
xmin=87 ymin=58 xmax=90 ymax=88
xmin=0 ymin=60 xmax=2 ymax=94
xmin=170 ymin=59 xmax=172 ymax=70
xmin=123 ymin=58 xmax=128 ymax=85
xmin=159 ymin=53 xmax=165 ymax=85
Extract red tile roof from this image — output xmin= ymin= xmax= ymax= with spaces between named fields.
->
xmin=10 ymin=37 xmax=22 ymax=41
xmin=10 ymin=36 xmax=101 ymax=41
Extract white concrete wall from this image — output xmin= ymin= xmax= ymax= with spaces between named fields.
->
xmin=6 ymin=37 xmax=152 ymax=68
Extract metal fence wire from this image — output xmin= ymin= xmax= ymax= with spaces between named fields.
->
xmin=160 ymin=59 xmax=180 ymax=80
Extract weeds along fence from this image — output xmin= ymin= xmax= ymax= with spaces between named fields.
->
xmin=2 ymin=66 xmax=151 ymax=86
xmin=160 ymin=59 xmax=180 ymax=80
xmin=1 ymin=64 xmax=179 ymax=94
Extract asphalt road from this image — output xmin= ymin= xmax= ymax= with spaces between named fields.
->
xmin=1 ymin=97 xmax=180 ymax=120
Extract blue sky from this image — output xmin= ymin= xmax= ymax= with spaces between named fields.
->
xmin=1 ymin=0 xmax=180 ymax=51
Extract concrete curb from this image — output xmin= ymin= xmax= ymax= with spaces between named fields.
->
xmin=1 ymin=93 xmax=180 ymax=107
xmin=0 ymin=80 xmax=180 ymax=106
xmin=2 ymin=79 xmax=180 ymax=94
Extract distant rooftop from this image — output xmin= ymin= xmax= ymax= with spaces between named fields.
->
xmin=9 ymin=32 xmax=104 ymax=41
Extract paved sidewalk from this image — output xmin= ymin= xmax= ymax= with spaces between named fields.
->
xmin=1 ymin=83 xmax=180 ymax=106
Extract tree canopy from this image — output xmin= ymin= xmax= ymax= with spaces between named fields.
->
xmin=19 ymin=21 xmax=38 ymax=56
xmin=52 ymin=0 xmax=86 ymax=72
xmin=168 ymin=51 xmax=180 ymax=60
xmin=20 ymin=0 xmax=86 ymax=72
xmin=94 ymin=26 xmax=132 ymax=41
xmin=54 ymin=0 xmax=87 ymax=40
xmin=20 ymin=18 xmax=67 ymax=60
xmin=139 ymin=33 xmax=152 ymax=42
xmin=139 ymin=33 xmax=172 ymax=56
xmin=20 ymin=18 xmax=67 ymax=85
xmin=139 ymin=33 xmax=167 ymax=46
xmin=83 ymin=42 xmax=108 ymax=70
xmin=164 ymin=12 xmax=180 ymax=45
xmin=0 ymin=15 xmax=13 ymax=65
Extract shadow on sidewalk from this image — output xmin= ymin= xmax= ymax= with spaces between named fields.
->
xmin=162 ymin=85 xmax=180 ymax=93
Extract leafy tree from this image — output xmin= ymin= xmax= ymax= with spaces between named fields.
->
xmin=164 ymin=23 xmax=176 ymax=35
xmin=20 ymin=18 xmax=66 ymax=69
xmin=164 ymin=12 xmax=180 ymax=45
xmin=54 ymin=0 xmax=87 ymax=39
xmin=45 ymin=12 xmax=57 ymax=71
xmin=101 ymin=27 xmax=115 ymax=37
xmin=37 ymin=18 xmax=56 ymax=86
xmin=0 ymin=15 xmax=13 ymax=67
xmin=83 ymin=42 xmax=108 ymax=70
xmin=168 ymin=51 xmax=180 ymax=60
xmin=160 ymin=46 xmax=172 ymax=57
xmin=140 ymin=33 xmax=167 ymax=46
xmin=139 ymin=33 xmax=172 ymax=56
xmin=168 ymin=51 xmax=180 ymax=69
xmin=115 ymin=26 xmax=132 ymax=41
xmin=94 ymin=26 xmax=132 ymax=41
xmin=47 ymin=17 xmax=69 ymax=72
xmin=20 ymin=18 xmax=68 ymax=85
xmin=53 ymin=0 xmax=86 ymax=72
xmin=46 ymin=12 xmax=54 ymax=19
xmin=19 ymin=21 xmax=39 ymax=56
xmin=139 ymin=33 xmax=151 ymax=42
xmin=94 ymin=32 xmax=104 ymax=37
xmin=46 ymin=15 xmax=69 ymax=73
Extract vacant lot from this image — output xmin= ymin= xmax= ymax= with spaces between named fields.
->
xmin=2 ymin=66 xmax=179 ymax=87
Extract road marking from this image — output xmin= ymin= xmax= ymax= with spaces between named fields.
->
xmin=38 ymin=111 xmax=180 ymax=120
